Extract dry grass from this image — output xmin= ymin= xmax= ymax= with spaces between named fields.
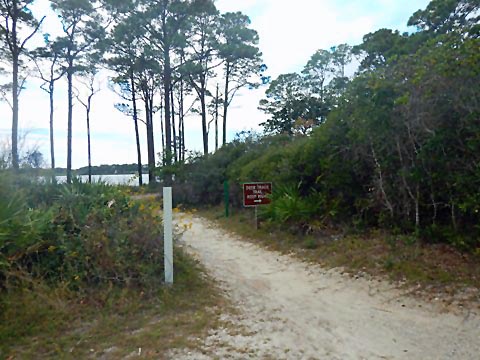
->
xmin=0 ymin=254 xmax=228 ymax=359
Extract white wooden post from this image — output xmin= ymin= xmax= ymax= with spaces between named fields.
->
xmin=163 ymin=187 xmax=173 ymax=284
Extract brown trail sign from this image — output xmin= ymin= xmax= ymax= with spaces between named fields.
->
xmin=243 ymin=182 xmax=272 ymax=207
xmin=243 ymin=182 xmax=272 ymax=229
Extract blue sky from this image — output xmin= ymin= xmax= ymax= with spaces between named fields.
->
xmin=0 ymin=0 xmax=430 ymax=168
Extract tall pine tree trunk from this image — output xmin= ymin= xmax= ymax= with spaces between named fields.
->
xmin=49 ymin=83 xmax=56 ymax=179
xmin=160 ymin=98 xmax=165 ymax=166
xmin=180 ymin=80 xmax=185 ymax=162
xmin=178 ymin=59 xmax=185 ymax=162
xmin=130 ymin=70 xmax=143 ymax=186
xmin=148 ymin=97 xmax=155 ymax=183
xmin=145 ymin=97 xmax=155 ymax=184
xmin=6 ymin=2 xmax=44 ymax=170
xmin=177 ymin=85 xmax=184 ymax=162
xmin=66 ymin=62 xmax=73 ymax=184
xmin=162 ymin=12 xmax=173 ymax=177
xmin=163 ymin=59 xmax=173 ymax=182
xmin=201 ymin=89 xmax=208 ymax=155
xmin=215 ymin=83 xmax=219 ymax=151
xmin=181 ymin=113 xmax=185 ymax=161
xmin=222 ymin=63 xmax=230 ymax=147
xmin=171 ymin=88 xmax=177 ymax=163
xmin=12 ymin=53 xmax=19 ymax=169
xmin=86 ymin=98 xmax=92 ymax=184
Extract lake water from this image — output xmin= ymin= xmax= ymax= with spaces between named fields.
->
xmin=55 ymin=174 xmax=150 ymax=186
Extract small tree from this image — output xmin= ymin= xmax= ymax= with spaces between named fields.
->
xmin=217 ymin=11 xmax=262 ymax=146
xmin=23 ymin=149 xmax=44 ymax=169
xmin=141 ymin=0 xmax=190 ymax=170
xmin=51 ymin=0 xmax=106 ymax=183
xmin=0 ymin=0 xmax=45 ymax=169
xmin=75 ymin=68 xmax=100 ymax=184
xmin=259 ymin=73 xmax=310 ymax=135
xmin=182 ymin=0 xmax=220 ymax=155
xmin=31 ymin=38 xmax=67 ymax=176
xmin=107 ymin=14 xmax=146 ymax=186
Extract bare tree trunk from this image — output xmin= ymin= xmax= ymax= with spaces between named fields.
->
xmin=222 ymin=63 xmax=230 ymax=146
xmin=5 ymin=2 xmax=44 ymax=170
xmin=130 ymin=70 xmax=143 ymax=186
xmin=215 ymin=83 xmax=219 ymax=151
xmin=160 ymin=98 xmax=165 ymax=166
xmin=177 ymin=96 xmax=182 ymax=163
xmin=77 ymin=77 xmax=98 ymax=184
xmin=415 ymin=185 xmax=420 ymax=229
xmin=12 ymin=52 xmax=19 ymax=170
xmin=171 ymin=88 xmax=177 ymax=163
xmin=371 ymin=143 xmax=394 ymax=217
xmin=451 ymin=200 xmax=457 ymax=230
xmin=430 ymin=191 xmax=437 ymax=225
xmin=149 ymin=96 xmax=156 ymax=182
xmin=145 ymin=96 xmax=155 ymax=184
xmin=163 ymin=37 xmax=173 ymax=175
xmin=395 ymin=137 xmax=419 ymax=228
xmin=201 ymin=90 xmax=208 ymax=155
xmin=49 ymin=83 xmax=55 ymax=180
xmin=86 ymin=98 xmax=92 ymax=184
xmin=180 ymin=79 xmax=185 ymax=162
xmin=163 ymin=58 xmax=173 ymax=179
xmin=67 ymin=63 xmax=74 ymax=184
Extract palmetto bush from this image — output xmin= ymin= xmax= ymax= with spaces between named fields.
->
xmin=261 ymin=184 xmax=324 ymax=226
xmin=0 ymin=173 xmax=164 ymax=290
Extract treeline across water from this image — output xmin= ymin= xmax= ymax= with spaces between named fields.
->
xmin=1 ymin=0 xmax=266 ymax=186
xmin=33 ymin=163 xmax=150 ymax=176
xmin=167 ymin=0 xmax=480 ymax=251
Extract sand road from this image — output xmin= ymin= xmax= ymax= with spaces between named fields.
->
xmin=172 ymin=215 xmax=480 ymax=360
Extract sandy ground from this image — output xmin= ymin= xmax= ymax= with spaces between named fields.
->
xmin=170 ymin=215 xmax=480 ymax=360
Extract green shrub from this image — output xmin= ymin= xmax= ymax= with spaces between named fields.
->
xmin=0 ymin=174 xmax=164 ymax=290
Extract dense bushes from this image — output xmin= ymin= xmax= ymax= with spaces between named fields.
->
xmin=0 ymin=173 xmax=164 ymax=290
xmin=165 ymin=34 xmax=480 ymax=249
xmin=169 ymin=107 xmax=480 ymax=252
xmin=164 ymin=2 xmax=480 ymax=252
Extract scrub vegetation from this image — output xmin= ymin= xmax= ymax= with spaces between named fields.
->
xmin=0 ymin=0 xmax=478 ymax=354
xmin=1 ymin=0 xmax=262 ymax=355
xmin=168 ymin=0 xmax=480 ymax=293
xmin=0 ymin=173 xmax=224 ymax=358
xmin=1 ymin=0 xmax=265 ymax=185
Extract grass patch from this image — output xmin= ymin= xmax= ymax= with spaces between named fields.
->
xmin=201 ymin=206 xmax=480 ymax=304
xmin=0 ymin=250 xmax=227 ymax=359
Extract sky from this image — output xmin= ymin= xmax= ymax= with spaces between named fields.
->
xmin=0 ymin=0 xmax=430 ymax=169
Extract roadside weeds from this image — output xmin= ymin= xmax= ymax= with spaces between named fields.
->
xmin=1 ymin=251 xmax=229 ymax=359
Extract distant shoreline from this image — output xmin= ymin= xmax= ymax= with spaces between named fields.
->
xmin=53 ymin=173 xmax=151 ymax=186
xmin=17 ymin=163 xmax=151 ymax=177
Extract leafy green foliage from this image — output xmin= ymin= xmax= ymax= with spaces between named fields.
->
xmin=259 ymin=44 xmax=353 ymax=134
xmin=260 ymin=184 xmax=322 ymax=225
xmin=0 ymin=0 xmax=45 ymax=169
xmin=167 ymin=0 xmax=480 ymax=252
xmin=408 ymin=0 xmax=480 ymax=34
xmin=0 ymin=173 xmax=164 ymax=290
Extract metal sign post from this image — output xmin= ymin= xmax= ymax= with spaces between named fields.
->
xmin=163 ymin=187 xmax=173 ymax=284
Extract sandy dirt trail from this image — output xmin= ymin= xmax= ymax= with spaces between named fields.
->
xmin=172 ymin=215 xmax=480 ymax=360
